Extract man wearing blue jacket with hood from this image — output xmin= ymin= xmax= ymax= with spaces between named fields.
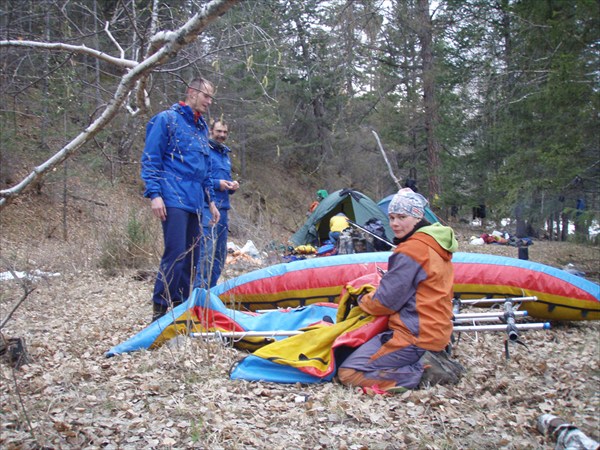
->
xmin=196 ymin=119 xmax=240 ymax=288
xmin=141 ymin=77 xmax=220 ymax=322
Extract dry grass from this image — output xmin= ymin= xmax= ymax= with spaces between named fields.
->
xmin=1 ymin=191 xmax=599 ymax=449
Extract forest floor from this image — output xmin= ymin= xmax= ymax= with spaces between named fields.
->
xmin=1 ymin=193 xmax=599 ymax=450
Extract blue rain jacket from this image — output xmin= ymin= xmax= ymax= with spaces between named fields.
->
xmin=141 ymin=103 xmax=215 ymax=213
xmin=207 ymin=139 xmax=235 ymax=210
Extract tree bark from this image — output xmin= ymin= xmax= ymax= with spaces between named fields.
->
xmin=416 ymin=0 xmax=441 ymax=200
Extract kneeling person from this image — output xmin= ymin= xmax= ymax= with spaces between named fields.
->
xmin=337 ymin=188 xmax=458 ymax=391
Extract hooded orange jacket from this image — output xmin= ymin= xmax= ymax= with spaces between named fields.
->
xmin=357 ymin=229 xmax=455 ymax=358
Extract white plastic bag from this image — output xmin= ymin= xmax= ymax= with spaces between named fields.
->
xmin=227 ymin=241 xmax=241 ymax=253
xmin=470 ymin=237 xmax=485 ymax=245
xmin=240 ymin=240 xmax=260 ymax=259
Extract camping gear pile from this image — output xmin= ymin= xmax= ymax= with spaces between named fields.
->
xmin=335 ymin=221 xmax=390 ymax=255
xmin=469 ymin=230 xmax=534 ymax=247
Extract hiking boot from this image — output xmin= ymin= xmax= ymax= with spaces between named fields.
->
xmin=151 ymin=302 xmax=169 ymax=323
xmin=418 ymin=350 xmax=466 ymax=388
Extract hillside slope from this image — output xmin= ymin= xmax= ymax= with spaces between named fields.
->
xmin=1 ymin=169 xmax=599 ymax=281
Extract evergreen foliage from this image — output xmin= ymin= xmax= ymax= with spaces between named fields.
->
xmin=1 ymin=0 xmax=597 ymax=240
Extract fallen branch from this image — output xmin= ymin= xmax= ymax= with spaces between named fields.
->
xmin=371 ymin=129 xmax=402 ymax=189
xmin=0 ymin=264 xmax=37 ymax=330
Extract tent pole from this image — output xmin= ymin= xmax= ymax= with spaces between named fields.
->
xmin=347 ymin=219 xmax=397 ymax=249
xmin=256 ymin=296 xmax=537 ymax=314
xmin=454 ymin=296 xmax=538 ymax=306
xmin=190 ymin=322 xmax=550 ymax=341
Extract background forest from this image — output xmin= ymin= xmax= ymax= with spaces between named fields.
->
xmin=1 ymin=2 xmax=600 ymax=449
xmin=1 ymin=0 xmax=598 ymax=255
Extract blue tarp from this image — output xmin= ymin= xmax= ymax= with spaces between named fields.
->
xmin=106 ymin=288 xmax=339 ymax=357
xmin=230 ymin=354 xmax=334 ymax=384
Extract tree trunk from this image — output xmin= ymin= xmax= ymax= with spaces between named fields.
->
xmin=312 ymin=96 xmax=333 ymax=159
xmin=574 ymin=197 xmax=589 ymax=242
xmin=561 ymin=213 xmax=569 ymax=241
xmin=416 ymin=0 xmax=441 ymax=200
xmin=515 ymin=204 xmax=527 ymax=238
xmin=555 ymin=211 xmax=561 ymax=240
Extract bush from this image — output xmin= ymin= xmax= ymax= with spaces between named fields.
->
xmin=99 ymin=211 xmax=153 ymax=274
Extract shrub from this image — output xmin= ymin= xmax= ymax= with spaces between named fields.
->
xmin=99 ymin=210 xmax=153 ymax=274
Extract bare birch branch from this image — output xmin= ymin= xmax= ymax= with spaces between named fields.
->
xmin=371 ymin=129 xmax=402 ymax=189
xmin=0 ymin=40 xmax=137 ymax=69
xmin=104 ymin=21 xmax=126 ymax=60
xmin=133 ymin=0 xmax=162 ymax=115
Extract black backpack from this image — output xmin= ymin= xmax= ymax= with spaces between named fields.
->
xmin=363 ymin=218 xmax=392 ymax=251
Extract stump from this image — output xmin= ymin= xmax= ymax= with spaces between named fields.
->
xmin=0 ymin=337 xmax=31 ymax=369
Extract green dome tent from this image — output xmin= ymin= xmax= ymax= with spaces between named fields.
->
xmin=290 ymin=189 xmax=393 ymax=247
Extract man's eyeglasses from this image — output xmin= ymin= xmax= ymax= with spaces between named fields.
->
xmin=189 ymin=86 xmax=216 ymax=101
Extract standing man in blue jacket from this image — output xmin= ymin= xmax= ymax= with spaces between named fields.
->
xmin=196 ymin=119 xmax=240 ymax=288
xmin=141 ymin=77 xmax=220 ymax=322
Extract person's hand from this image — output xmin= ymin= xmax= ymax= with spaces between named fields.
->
xmin=220 ymin=180 xmax=240 ymax=191
xmin=208 ymin=201 xmax=220 ymax=226
xmin=150 ymin=197 xmax=167 ymax=221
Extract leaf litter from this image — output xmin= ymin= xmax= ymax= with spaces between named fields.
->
xmin=1 ymin=228 xmax=599 ymax=449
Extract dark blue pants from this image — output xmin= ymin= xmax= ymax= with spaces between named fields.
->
xmin=338 ymin=331 xmax=426 ymax=389
xmin=196 ymin=209 xmax=228 ymax=288
xmin=152 ymin=207 xmax=201 ymax=306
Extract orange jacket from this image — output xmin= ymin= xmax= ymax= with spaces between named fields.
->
xmin=358 ymin=231 xmax=454 ymax=358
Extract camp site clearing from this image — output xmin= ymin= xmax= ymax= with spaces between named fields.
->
xmin=1 ymin=233 xmax=599 ymax=449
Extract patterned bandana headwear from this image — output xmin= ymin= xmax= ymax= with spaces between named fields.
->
xmin=388 ymin=188 xmax=429 ymax=219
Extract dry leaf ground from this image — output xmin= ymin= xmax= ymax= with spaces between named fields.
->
xmin=1 ymin=194 xmax=599 ymax=449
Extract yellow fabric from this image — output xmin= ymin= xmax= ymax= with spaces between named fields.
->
xmin=252 ymin=283 xmax=382 ymax=376
xmin=294 ymin=245 xmax=317 ymax=254
xmin=335 ymin=282 xmax=377 ymax=323
xmin=329 ymin=214 xmax=350 ymax=233
xmin=150 ymin=309 xmax=269 ymax=352
xmin=149 ymin=310 xmax=204 ymax=349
